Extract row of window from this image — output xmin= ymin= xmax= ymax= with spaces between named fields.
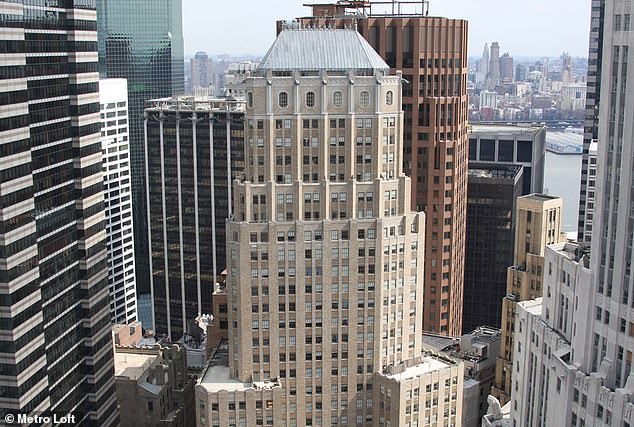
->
xmin=263 ymin=90 xmax=395 ymax=109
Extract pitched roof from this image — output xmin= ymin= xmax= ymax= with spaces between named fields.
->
xmin=258 ymin=28 xmax=389 ymax=72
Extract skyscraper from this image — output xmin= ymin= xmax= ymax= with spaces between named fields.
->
xmin=499 ymin=53 xmax=514 ymax=82
xmin=196 ymin=27 xmax=464 ymax=427
xmin=97 ymin=0 xmax=185 ymax=298
xmin=511 ymin=1 xmax=634 ymax=423
xmin=492 ymin=194 xmax=565 ymax=404
xmin=144 ymin=96 xmax=245 ymax=340
xmin=463 ymin=165 xmax=523 ymax=333
xmin=482 ymin=43 xmax=490 ymax=77
xmin=99 ymin=79 xmax=138 ymax=325
xmin=191 ymin=51 xmax=214 ymax=91
xmin=489 ymin=42 xmax=501 ymax=85
xmin=286 ymin=0 xmax=469 ymax=336
xmin=0 ymin=2 xmax=118 ymax=424
xmin=578 ymin=0 xmax=605 ymax=243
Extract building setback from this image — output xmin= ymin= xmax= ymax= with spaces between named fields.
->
xmin=99 ymin=78 xmax=138 ymax=325
xmin=195 ymin=28 xmax=465 ymax=427
xmin=468 ymin=124 xmax=546 ymax=195
xmin=492 ymin=194 xmax=565 ymax=404
xmin=114 ymin=344 xmax=195 ymax=427
xmin=97 ymin=0 xmax=185 ymax=298
xmin=144 ymin=97 xmax=245 ymax=340
xmin=286 ymin=0 xmax=469 ymax=336
xmin=0 ymin=2 xmax=118 ymax=424
xmin=463 ymin=165 xmax=523 ymax=332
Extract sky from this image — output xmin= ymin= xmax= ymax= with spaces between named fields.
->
xmin=182 ymin=0 xmax=591 ymax=58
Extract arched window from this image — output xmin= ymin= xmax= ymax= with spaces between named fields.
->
xmin=306 ymin=91 xmax=316 ymax=108
xmin=333 ymin=91 xmax=343 ymax=107
xmin=360 ymin=91 xmax=370 ymax=108
xmin=386 ymin=91 xmax=393 ymax=106
xmin=278 ymin=92 xmax=288 ymax=108
xmin=247 ymin=92 xmax=253 ymax=108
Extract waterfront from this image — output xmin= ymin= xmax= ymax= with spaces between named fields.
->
xmin=544 ymin=151 xmax=582 ymax=236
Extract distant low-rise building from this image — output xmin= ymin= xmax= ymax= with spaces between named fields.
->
xmin=115 ymin=344 xmax=195 ymax=427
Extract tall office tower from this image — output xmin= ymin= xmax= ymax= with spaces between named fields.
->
xmin=97 ymin=0 xmax=185 ymax=298
xmin=482 ymin=43 xmax=490 ymax=77
xmin=463 ymin=165 xmax=523 ymax=332
xmin=468 ymin=124 xmax=546 ymax=195
xmin=578 ymin=0 xmax=605 ymax=243
xmin=499 ymin=53 xmax=514 ymax=83
xmin=489 ymin=42 xmax=501 ymax=85
xmin=144 ymin=96 xmax=245 ymax=340
xmin=0 ymin=2 xmax=118 ymax=425
xmin=515 ymin=63 xmax=527 ymax=82
xmin=561 ymin=51 xmax=574 ymax=84
xmin=191 ymin=51 xmax=214 ymax=91
xmin=511 ymin=2 xmax=634 ymax=424
xmin=287 ymin=0 xmax=469 ymax=336
xmin=99 ymin=79 xmax=138 ymax=325
xmin=491 ymin=195 xmax=565 ymax=404
xmin=196 ymin=28 xmax=466 ymax=427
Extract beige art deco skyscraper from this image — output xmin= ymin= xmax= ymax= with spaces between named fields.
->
xmin=285 ymin=1 xmax=470 ymax=336
xmin=196 ymin=28 xmax=464 ymax=427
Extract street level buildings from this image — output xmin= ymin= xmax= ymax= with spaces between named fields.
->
xmin=492 ymin=194 xmax=565 ymax=404
xmin=468 ymin=124 xmax=546 ymax=195
xmin=99 ymin=78 xmax=137 ymax=325
xmin=97 ymin=0 xmax=185 ymax=298
xmin=288 ymin=0 xmax=470 ymax=336
xmin=423 ymin=326 xmax=502 ymax=427
xmin=195 ymin=28 xmax=465 ymax=427
xmin=0 ymin=2 xmax=118 ymax=424
xmin=144 ymin=96 xmax=245 ymax=340
xmin=115 ymin=344 xmax=195 ymax=427
xmin=463 ymin=165 xmax=523 ymax=332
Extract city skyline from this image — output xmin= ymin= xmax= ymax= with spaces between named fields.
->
xmin=182 ymin=0 xmax=592 ymax=57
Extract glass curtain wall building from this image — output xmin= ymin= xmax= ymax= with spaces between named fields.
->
xmin=97 ymin=0 xmax=184 ymax=297
xmin=0 ymin=1 xmax=118 ymax=425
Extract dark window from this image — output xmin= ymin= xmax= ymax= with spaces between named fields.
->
xmin=517 ymin=140 xmax=533 ymax=162
xmin=498 ymin=140 xmax=514 ymax=162
xmin=479 ymin=139 xmax=495 ymax=161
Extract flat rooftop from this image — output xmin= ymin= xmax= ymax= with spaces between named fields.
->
xmin=114 ymin=352 xmax=157 ymax=380
xmin=198 ymin=340 xmax=281 ymax=393
xmin=519 ymin=298 xmax=543 ymax=317
xmin=384 ymin=356 xmax=453 ymax=381
xmin=521 ymin=193 xmax=560 ymax=202
xmin=470 ymin=123 xmax=544 ymax=136
xmin=200 ymin=365 xmax=251 ymax=393
xmin=468 ymin=164 xmax=522 ymax=180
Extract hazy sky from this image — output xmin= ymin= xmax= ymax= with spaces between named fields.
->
xmin=182 ymin=0 xmax=591 ymax=58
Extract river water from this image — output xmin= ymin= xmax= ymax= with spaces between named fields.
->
xmin=543 ymin=151 xmax=582 ymax=236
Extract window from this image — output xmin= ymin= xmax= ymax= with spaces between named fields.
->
xmin=333 ymin=91 xmax=343 ymax=107
xmin=279 ymin=92 xmax=288 ymax=108
xmin=306 ymin=91 xmax=316 ymax=107
xmin=247 ymin=92 xmax=253 ymax=108
xmin=360 ymin=91 xmax=370 ymax=108
xmin=386 ymin=91 xmax=393 ymax=105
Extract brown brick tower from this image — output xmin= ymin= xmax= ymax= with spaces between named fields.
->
xmin=281 ymin=1 xmax=469 ymax=335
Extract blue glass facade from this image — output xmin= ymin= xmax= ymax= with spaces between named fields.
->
xmin=97 ymin=0 xmax=185 ymax=296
